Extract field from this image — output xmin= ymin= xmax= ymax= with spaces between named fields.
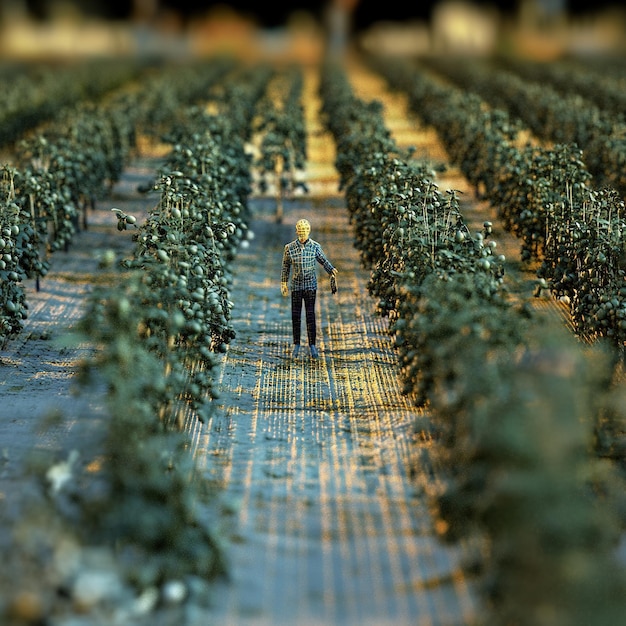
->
xmin=1 ymin=50 xmax=626 ymax=625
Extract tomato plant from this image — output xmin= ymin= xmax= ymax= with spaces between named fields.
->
xmin=255 ymin=65 xmax=308 ymax=221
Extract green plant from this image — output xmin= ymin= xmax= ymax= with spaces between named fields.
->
xmin=76 ymin=279 xmax=227 ymax=583
xmin=254 ymin=65 xmax=308 ymax=221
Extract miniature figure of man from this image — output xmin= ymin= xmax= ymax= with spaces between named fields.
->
xmin=281 ymin=219 xmax=338 ymax=358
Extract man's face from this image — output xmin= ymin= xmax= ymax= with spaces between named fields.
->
xmin=296 ymin=220 xmax=311 ymax=243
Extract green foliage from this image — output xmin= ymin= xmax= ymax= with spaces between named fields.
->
xmin=0 ymin=57 xmax=143 ymax=147
xmin=66 ymin=64 xmax=269 ymax=586
xmin=493 ymin=143 xmax=592 ymax=261
xmin=255 ymin=65 xmax=308 ymax=196
xmin=498 ymin=55 xmax=626 ymax=123
xmin=369 ymin=53 xmax=626 ymax=368
xmin=0 ymin=177 xmax=29 ymax=346
xmin=464 ymin=326 xmax=626 ymax=626
xmin=321 ymin=57 xmax=626 ymax=626
xmin=423 ymin=55 xmax=626 ymax=197
xmin=394 ymin=270 xmax=524 ymax=409
xmin=76 ymin=279 xmax=227 ymax=584
xmin=319 ymin=59 xmax=506 ymax=325
xmin=0 ymin=56 xmax=244 ymax=343
xmin=540 ymin=186 xmax=626 ymax=350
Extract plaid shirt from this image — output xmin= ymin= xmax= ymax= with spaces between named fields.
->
xmin=281 ymin=238 xmax=335 ymax=291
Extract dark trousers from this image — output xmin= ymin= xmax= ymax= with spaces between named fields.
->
xmin=291 ymin=289 xmax=317 ymax=346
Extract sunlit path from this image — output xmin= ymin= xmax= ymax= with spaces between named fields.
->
xmin=193 ymin=200 xmax=477 ymax=625
xmin=190 ymin=67 xmax=479 ymax=625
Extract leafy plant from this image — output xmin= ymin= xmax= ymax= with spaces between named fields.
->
xmin=320 ymin=56 xmax=626 ymax=626
xmin=76 ymin=278 xmax=227 ymax=583
xmin=0 ymin=182 xmax=29 ymax=346
xmin=254 ymin=65 xmax=308 ymax=221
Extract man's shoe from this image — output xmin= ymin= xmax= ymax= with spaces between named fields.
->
xmin=310 ymin=345 xmax=319 ymax=358
xmin=292 ymin=345 xmax=300 ymax=358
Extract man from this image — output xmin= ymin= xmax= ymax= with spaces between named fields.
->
xmin=281 ymin=219 xmax=338 ymax=358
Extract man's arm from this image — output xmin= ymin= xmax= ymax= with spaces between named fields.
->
xmin=315 ymin=244 xmax=337 ymax=275
xmin=281 ymin=245 xmax=291 ymax=296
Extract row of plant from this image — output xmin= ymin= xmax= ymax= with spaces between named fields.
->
xmin=0 ymin=104 xmax=137 ymax=346
xmin=366 ymin=55 xmax=626 ymax=359
xmin=72 ymin=112 xmax=253 ymax=588
xmin=495 ymin=55 xmax=626 ymax=122
xmin=421 ymin=55 xmax=626 ymax=196
xmin=319 ymin=57 xmax=626 ymax=626
xmin=563 ymin=53 xmax=626 ymax=82
xmin=4 ymin=55 xmax=318 ymax=622
xmin=254 ymin=63 xmax=308 ymax=221
xmin=0 ymin=57 xmax=148 ymax=147
xmin=0 ymin=56 xmax=236 ymax=348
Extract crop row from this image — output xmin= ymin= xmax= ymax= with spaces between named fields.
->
xmin=367 ymin=55 xmax=626 ymax=356
xmin=495 ymin=55 xmax=626 ymax=122
xmin=73 ymin=109 xmax=256 ymax=587
xmin=254 ymin=63 xmax=308 ymax=221
xmin=2 ymin=58 xmax=311 ymax=620
xmin=0 ymin=57 xmax=236 ymax=348
xmin=421 ymin=55 xmax=626 ymax=196
xmin=319 ymin=57 xmax=626 ymax=625
xmin=0 ymin=57 xmax=149 ymax=148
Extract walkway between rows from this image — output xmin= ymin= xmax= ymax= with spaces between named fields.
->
xmin=186 ymin=67 xmax=479 ymax=626
xmin=191 ymin=199 xmax=477 ymax=626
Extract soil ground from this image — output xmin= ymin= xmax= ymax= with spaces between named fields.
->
xmin=0 ymin=61 xmax=567 ymax=625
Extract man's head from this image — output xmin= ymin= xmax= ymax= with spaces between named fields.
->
xmin=296 ymin=219 xmax=311 ymax=243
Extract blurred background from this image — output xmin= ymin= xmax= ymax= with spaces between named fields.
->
xmin=0 ymin=0 xmax=624 ymax=60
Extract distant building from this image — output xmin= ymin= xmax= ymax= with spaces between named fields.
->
xmin=431 ymin=1 xmax=499 ymax=55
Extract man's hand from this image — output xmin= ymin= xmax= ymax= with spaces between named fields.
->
xmin=281 ymin=282 xmax=288 ymax=297
xmin=330 ymin=269 xmax=338 ymax=295
xmin=331 ymin=268 xmax=338 ymax=276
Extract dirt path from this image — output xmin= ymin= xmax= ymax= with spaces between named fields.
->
xmin=0 ymin=161 xmax=155 ymax=519
xmin=185 ymin=67 xmax=480 ymax=625
xmin=192 ymin=199 xmax=477 ymax=625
